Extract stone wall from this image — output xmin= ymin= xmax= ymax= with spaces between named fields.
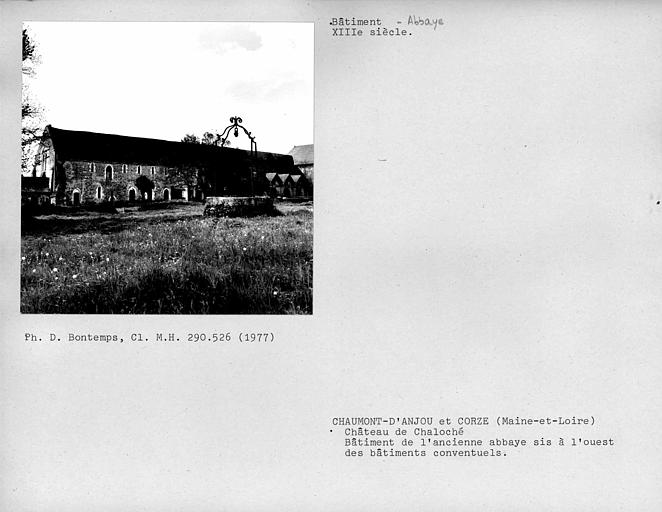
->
xmin=57 ymin=159 xmax=194 ymax=205
xmin=298 ymin=163 xmax=314 ymax=185
xmin=33 ymin=141 xmax=56 ymax=188
xmin=203 ymin=196 xmax=275 ymax=217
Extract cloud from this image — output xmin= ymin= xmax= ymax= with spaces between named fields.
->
xmin=225 ymin=79 xmax=269 ymax=101
xmin=199 ymin=25 xmax=262 ymax=54
xmin=264 ymin=79 xmax=306 ymax=101
xmin=225 ymin=79 xmax=306 ymax=103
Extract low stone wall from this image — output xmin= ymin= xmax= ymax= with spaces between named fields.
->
xmin=203 ymin=196 xmax=276 ymax=217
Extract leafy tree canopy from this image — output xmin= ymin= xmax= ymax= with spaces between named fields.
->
xmin=135 ymin=175 xmax=155 ymax=195
xmin=181 ymin=131 xmax=231 ymax=147
xmin=22 ymin=28 xmax=44 ymax=173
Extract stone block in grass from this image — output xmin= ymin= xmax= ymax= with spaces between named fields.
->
xmin=203 ymin=196 xmax=277 ymax=218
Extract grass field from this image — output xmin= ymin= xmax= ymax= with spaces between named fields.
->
xmin=20 ymin=202 xmax=312 ymax=314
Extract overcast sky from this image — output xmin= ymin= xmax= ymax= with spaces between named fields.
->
xmin=24 ymin=22 xmax=313 ymax=153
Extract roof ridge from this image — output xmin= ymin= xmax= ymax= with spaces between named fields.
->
xmin=47 ymin=126 xmax=199 ymax=146
xmin=46 ymin=126 xmax=294 ymax=159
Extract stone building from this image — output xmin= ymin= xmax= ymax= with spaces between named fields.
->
xmin=21 ymin=175 xmax=50 ymax=205
xmin=288 ymin=144 xmax=314 ymax=189
xmin=26 ymin=125 xmax=310 ymax=205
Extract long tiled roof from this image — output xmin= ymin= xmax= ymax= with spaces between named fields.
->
xmin=288 ymin=144 xmax=313 ymax=165
xmin=44 ymin=126 xmax=295 ymax=170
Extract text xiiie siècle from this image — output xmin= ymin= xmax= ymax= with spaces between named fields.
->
xmin=330 ymin=16 xmax=444 ymax=37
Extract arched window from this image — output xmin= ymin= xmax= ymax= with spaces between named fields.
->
xmin=96 ymin=185 xmax=102 ymax=200
xmin=105 ymin=165 xmax=113 ymax=181
xmin=72 ymin=189 xmax=81 ymax=206
xmin=137 ymin=165 xmax=141 ymax=174
xmin=128 ymin=187 xmax=136 ymax=202
xmin=122 ymin=164 xmax=127 ymax=173
xmin=163 ymin=188 xmax=170 ymax=201
xmin=150 ymin=166 xmax=155 ymax=175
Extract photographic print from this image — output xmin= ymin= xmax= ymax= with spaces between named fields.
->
xmin=20 ymin=22 xmax=313 ymax=314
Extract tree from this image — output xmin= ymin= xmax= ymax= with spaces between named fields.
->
xmin=201 ymin=131 xmax=216 ymax=145
xmin=22 ymin=28 xmax=38 ymax=75
xmin=180 ymin=131 xmax=231 ymax=147
xmin=135 ymin=175 xmax=155 ymax=199
xmin=22 ymin=28 xmax=44 ymax=174
xmin=168 ymin=163 xmax=201 ymax=198
xmin=217 ymin=134 xmax=232 ymax=147
xmin=181 ymin=134 xmax=200 ymax=144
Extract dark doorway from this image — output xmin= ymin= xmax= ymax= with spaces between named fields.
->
xmin=73 ymin=191 xmax=80 ymax=206
xmin=129 ymin=189 xmax=136 ymax=202
xmin=163 ymin=189 xmax=170 ymax=201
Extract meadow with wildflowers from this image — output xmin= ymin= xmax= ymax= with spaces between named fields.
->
xmin=21 ymin=202 xmax=312 ymax=314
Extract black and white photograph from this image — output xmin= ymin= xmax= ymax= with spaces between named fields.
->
xmin=3 ymin=1 xmax=662 ymax=511
xmin=20 ymin=22 xmax=313 ymax=314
